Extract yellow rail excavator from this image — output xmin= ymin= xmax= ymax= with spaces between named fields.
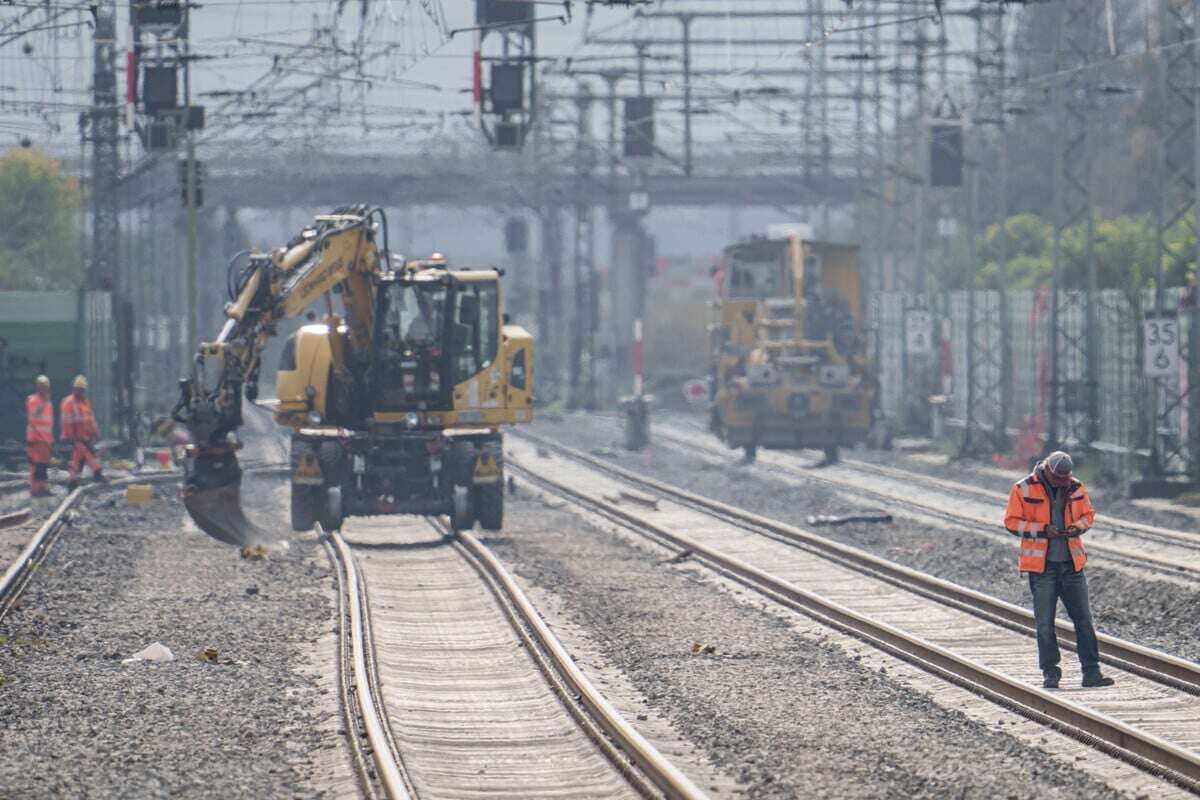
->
xmin=172 ymin=204 xmax=534 ymax=546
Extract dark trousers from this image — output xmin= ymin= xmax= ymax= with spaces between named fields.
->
xmin=1029 ymin=560 xmax=1101 ymax=678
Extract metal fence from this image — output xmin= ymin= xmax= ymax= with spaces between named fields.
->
xmin=873 ymin=288 xmax=1195 ymax=479
xmin=0 ymin=290 xmax=114 ymax=445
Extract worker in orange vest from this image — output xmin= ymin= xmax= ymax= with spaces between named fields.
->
xmin=60 ymin=375 xmax=104 ymax=490
xmin=25 ymin=375 xmax=54 ymax=497
xmin=1004 ymin=450 xmax=1113 ymax=689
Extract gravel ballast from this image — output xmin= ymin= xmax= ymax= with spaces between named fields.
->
xmin=485 ymin=496 xmax=1128 ymax=800
xmin=527 ymin=413 xmax=1200 ymax=664
xmin=0 ymin=472 xmax=350 ymax=798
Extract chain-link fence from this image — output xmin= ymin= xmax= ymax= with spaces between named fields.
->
xmin=872 ymin=287 xmax=1197 ymax=480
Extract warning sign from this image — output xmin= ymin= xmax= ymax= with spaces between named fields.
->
xmin=1144 ymin=315 xmax=1180 ymax=378
xmin=905 ymin=309 xmax=934 ymax=355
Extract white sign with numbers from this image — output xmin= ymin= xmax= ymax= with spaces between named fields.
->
xmin=1144 ymin=315 xmax=1180 ymax=378
xmin=905 ymin=309 xmax=934 ymax=355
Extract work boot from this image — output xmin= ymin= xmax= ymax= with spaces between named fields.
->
xmin=30 ymin=488 xmax=51 ymax=498
xmin=1082 ymin=673 xmax=1115 ymax=688
xmin=1042 ymin=673 xmax=1060 ymax=689
xmin=93 ymin=470 xmax=107 ymax=483
xmin=67 ymin=479 xmax=79 ymax=491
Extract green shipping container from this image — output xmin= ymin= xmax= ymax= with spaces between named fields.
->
xmin=0 ymin=290 xmax=114 ymax=449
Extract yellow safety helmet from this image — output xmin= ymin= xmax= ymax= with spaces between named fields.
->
xmin=35 ymin=375 xmax=50 ymax=387
xmin=72 ymin=375 xmax=88 ymax=390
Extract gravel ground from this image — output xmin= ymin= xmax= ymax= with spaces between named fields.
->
xmin=0 ymin=471 xmax=350 ymax=798
xmin=528 ymin=413 xmax=1200 ymax=664
xmin=483 ymin=496 xmax=1127 ymax=800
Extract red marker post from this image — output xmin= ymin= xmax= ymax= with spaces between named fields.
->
xmin=621 ymin=318 xmax=651 ymax=450
xmin=633 ymin=319 xmax=644 ymax=398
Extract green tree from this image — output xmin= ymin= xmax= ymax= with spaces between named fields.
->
xmin=0 ymin=148 xmax=84 ymax=290
xmin=974 ymin=212 xmax=1197 ymax=296
xmin=977 ymin=213 xmax=1052 ymax=288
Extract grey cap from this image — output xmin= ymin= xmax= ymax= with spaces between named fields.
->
xmin=1044 ymin=450 xmax=1073 ymax=477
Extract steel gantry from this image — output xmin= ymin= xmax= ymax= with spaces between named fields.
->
xmin=1146 ymin=0 xmax=1200 ymax=480
xmin=569 ymin=81 xmax=598 ymax=409
xmin=1046 ymin=0 xmax=1100 ymax=455
xmin=960 ymin=1 xmax=1010 ymax=457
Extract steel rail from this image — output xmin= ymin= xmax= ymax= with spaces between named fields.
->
xmin=0 ymin=508 xmax=31 ymax=528
xmin=507 ymin=447 xmax=1200 ymax=794
xmin=324 ymin=526 xmax=413 ymax=800
xmin=661 ymin=416 xmax=1200 ymax=552
xmin=0 ymin=473 xmax=179 ymax=621
xmin=837 ymin=453 xmax=1200 ymax=549
xmin=0 ymin=461 xmax=290 ymax=622
xmin=516 ymin=432 xmax=1200 ymax=692
xmin=320 ymin=536 xmax=384 ymax=800
xmin=644 ymin=423 xmax=1200 ymax=576
xmin=433 ymin=518 xmax=710 ymax=800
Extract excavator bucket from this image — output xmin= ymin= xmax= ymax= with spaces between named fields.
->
xmin=183 ymin=451 xmax=267 ymax=547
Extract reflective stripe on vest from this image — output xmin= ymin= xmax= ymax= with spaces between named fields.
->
xmin=1067 ymin=535 xmax=1088 ymax=572
xmin=1018 ymin=538 xmax=1049 ymax=573
xmin=60 ymin=397 xmax=95 ymax=441
xmin=26 ymin=395 xmax=53 ymax=442
xmin=1019 ymin=479 xmax=1040 ymax=537
xmin=1018 ymin=477 xmax=1048 ymax=573
xmin=1016 ymin=473 xmax=1089 ymax=573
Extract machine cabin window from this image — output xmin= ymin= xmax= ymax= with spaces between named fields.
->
xmin=452 ymin=282 xmax=499 ymax=384
xmin=381 ymin=282 xmax=448 ymax=349
xmin=727 ymin=251 xmax=789 ymax=300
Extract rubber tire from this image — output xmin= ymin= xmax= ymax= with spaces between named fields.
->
xmin=318 ymin=486 xmax=343 ymax=531
xmin=291 ymin=485 xmax=318 ymax=532
xmin=451 ymin=485 xmax=475 ymax=532
xmin=475 ymin=482 xmax=503 ymax=531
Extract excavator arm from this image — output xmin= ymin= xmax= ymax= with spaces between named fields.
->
xmin=172 ymin=205 xmax=389 ymax=545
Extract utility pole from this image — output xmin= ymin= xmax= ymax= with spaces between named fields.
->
xmin=87 ymin=0 xmax=121 ymax=437
xmin=961 ymin=1 xmax=1009 ymax=457
xmin=1144 ymin=0 xmax=1200 ymax=480
xmin=89 ymin=0 xmax=119 ymax=293
xmin=1192 ymin=0 xmax=1200 ymax=484
xmin=911 ymin=26 xmax=929 ymax=295
xmin=569 ymin=82 xmax=594 ymax=407
xmin=681 ymin=14 xmax=693 ymax=176
xmin=184 ymin=4 xmax=199 ymax=355
xmin=1046 ymin=0 xmax=1098 ymax=456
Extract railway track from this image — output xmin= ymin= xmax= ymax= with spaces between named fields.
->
xmin=646 ymin=417 xmax=1200 ymax=578
xmin=323 ymin=513 xmax=708 ymax=800
xmin=510 ymin=432 xmax=1200 ymax=796
xmin=0 ymin=459 xmax=289 ymax=623
xmin=0 ymin=472 xmax=181 ymax=623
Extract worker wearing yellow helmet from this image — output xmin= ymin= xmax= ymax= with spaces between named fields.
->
xmin=25 ymin=375 xmax=54 ymax=497
xmin=60 ymin=375 xmax=104 ymax=489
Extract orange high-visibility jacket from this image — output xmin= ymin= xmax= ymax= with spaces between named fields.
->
xmin=59 ymin=395 xmax=98 ymax=443
xmin=1004 ymin=471 xmax=1095 ymax=574
xmin=25 ymin=394 xmax=54 ymax=444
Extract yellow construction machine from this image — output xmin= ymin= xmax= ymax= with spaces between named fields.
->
xmin=709 ymin=234 xmax=874 ymax=462
xmin=173 ymin=205 xmax=534 ymax=545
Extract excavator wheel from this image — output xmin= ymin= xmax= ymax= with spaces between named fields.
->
xmin=290 ymin=440 xmax=319 ymax=531
xmin=475 ymin=482 xmax=503 ymax=531
xmin=318 ymin=487 xmax=344 ymax=532
xmin=451 ymin=485 xmax=475 ymax=532
xmin=291 ymin=485 xmax=318 ymax=532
